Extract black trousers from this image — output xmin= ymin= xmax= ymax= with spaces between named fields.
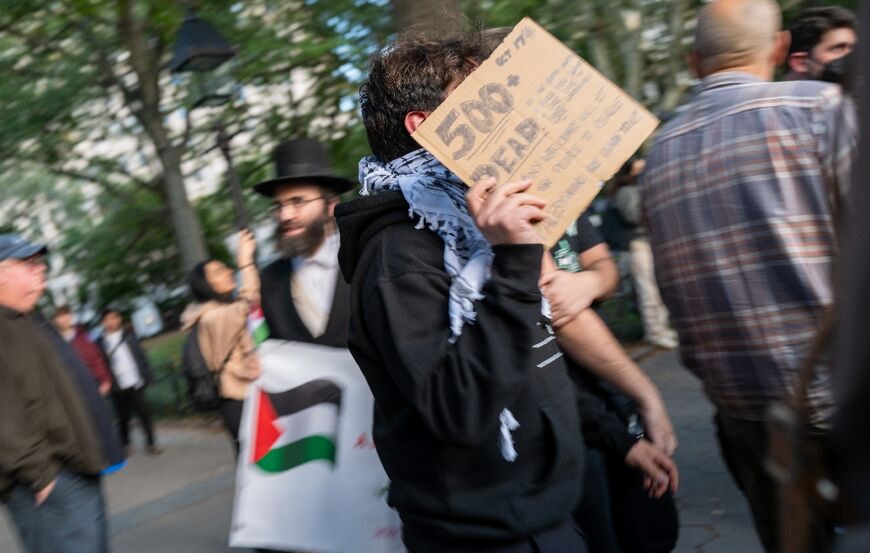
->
xmin=714 ymin=411 xmax=832 ymax=553
xmin=219 ymin=398 xmax=244 ymax=454
xmin=574 ymin=447 xmax=678 ymax=553
xmin=112 ymin=387 xmax=156 ymax=447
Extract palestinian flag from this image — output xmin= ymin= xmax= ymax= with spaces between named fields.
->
xmin=251 ymin=379 xmax=342 ymax=473
xmin=248 ymin=304 xmax=269 ymax=347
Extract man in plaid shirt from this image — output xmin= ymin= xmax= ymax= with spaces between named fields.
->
xmin=641 ymin=0 xmax=857 ymax=551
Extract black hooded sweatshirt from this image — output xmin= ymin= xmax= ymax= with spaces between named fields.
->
xmin=336 ymin=190 xmax=592 ymax=551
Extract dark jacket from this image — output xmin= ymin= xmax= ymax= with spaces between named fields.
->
xmin=259 ymin=253 xmax=350 ymax=348
xmin=97 ymin=329 xmax=154 ymax=391
xmin=336 ymin=191 xmax=586 ymax=551
xmin=36 ymin=315 xmax=126 ymax=470
xmin=0 ymin=307 xmax=105 ymax=501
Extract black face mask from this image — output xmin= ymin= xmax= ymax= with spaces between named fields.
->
xmin=819 ymin=52 xmax=856 ymax=94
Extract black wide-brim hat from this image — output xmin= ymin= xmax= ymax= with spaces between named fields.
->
xmin=253 ymin=138 xmax=354 ymax=196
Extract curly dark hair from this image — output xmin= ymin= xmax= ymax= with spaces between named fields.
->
xmin=359 ymin=32 xmax=493 ymax=162
xmin=788 ymin=6 xmax=856 ymax=56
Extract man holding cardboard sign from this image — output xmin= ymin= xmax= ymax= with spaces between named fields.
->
xmin=336 ymin=24 xmax=673 ymax=553
xmin=337 ymin=34 xmax=589 ymax=552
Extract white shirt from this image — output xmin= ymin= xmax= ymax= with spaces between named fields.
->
xmin=103 ymin=330 xmax=143 ymax=390
xmin=291 ymin=232 xmax=340 ymax=317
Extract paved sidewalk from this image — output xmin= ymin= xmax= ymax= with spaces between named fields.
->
xmin=640 ymin=347 xmax=763 ymax=553
xmin=0 ymin=349 xmax=762 ymax=552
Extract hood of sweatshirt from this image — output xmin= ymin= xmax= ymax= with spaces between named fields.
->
xmin=335 ymin=190 xmax=416 ymax=283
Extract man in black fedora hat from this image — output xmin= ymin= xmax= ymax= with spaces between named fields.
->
xmin=247 ymin=139 xmax=354 ymax=553
xmin=255 ymin=138 xmax=354 ymax=349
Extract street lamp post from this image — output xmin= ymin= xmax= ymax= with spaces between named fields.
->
xmin=216 ymin=122 xmax=248 ymax=228
xmin=169 ymin=9 xmax=249 ymax=229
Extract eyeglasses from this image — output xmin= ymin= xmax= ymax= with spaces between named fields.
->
xmin=270 ymin=196 xmax=325 ymax=214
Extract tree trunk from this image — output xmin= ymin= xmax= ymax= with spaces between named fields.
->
xmin=118 ymin=0 xmax=208 ymax=272
xmin=158 ymin=145 xmax=209 ymax=272
xmin=618 ymin=1 xmax=644 ymax=101
xmin=391 ymin=0 xmax=464 ymax=35
xmin=659 ymin=0 xmax=691 ymax=114
xmin=582 ymin=1 xmax=617 ymax=81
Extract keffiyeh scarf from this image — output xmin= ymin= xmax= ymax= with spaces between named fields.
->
xmin=359 ymin=148 xmax=492 ymax=341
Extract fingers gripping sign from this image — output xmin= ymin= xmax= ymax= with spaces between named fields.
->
xmin=467 ymin=178 xmax=547 ymax=245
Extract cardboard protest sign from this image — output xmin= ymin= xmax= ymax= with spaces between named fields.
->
xmin=412 ymin=17 xmax=659 ymax=246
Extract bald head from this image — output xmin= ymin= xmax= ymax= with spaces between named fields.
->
xmin=694 ymin=0 xmax=782 ymax=76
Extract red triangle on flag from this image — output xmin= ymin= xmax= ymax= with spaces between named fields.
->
xmin=251 ymin=389 xmax=282 ymax=464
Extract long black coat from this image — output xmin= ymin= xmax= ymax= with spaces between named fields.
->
xmin=258 ymin=257 xmax=350 ymax=348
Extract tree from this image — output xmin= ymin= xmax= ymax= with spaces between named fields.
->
xmin=0 ymin=0 xmax=389 ymax=273
xmin=1 ymin=0 xmax=854 ymax=314
xmin=392 ymin=0 xmax=463 ymax=34
xmin=0 ymin=0 xmax=390 ymax=310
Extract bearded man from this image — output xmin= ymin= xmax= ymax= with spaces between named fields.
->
xmin=256 ymin=138 xmax=353 ymax=348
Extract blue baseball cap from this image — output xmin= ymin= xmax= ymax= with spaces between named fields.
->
xmin=0 ymin=234 xmax=48 ymax=262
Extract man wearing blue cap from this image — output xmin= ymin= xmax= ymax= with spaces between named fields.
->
xmin=0 ymin=234 xmax=116 ymax=553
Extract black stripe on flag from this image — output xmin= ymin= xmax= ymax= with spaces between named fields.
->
xmin=267 ymin=379 xmax=342 ymax=417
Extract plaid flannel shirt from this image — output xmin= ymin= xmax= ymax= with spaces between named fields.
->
xmin=641 ymin=72 xmax=857 ymax=424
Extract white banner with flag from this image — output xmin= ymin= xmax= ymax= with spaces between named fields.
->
xmin=230 ymin=340 xmax=405 ymax=553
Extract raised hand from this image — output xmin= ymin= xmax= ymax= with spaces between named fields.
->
xmin=466 ymin=178 xmax=547 ymax=246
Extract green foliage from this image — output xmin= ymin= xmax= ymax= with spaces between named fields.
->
xmin=142 ymin=330 xmax=186 ymax=371
xmin=141 ymin=330 xmax=190 ymax=417
xmin=0 ymin=0 xmax=392 ymax=310
xmin=0 ymin=0 xmax=859 ymax=317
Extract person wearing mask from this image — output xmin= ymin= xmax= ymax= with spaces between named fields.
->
xmin=785 ymin=6 xmax=856 ymax=84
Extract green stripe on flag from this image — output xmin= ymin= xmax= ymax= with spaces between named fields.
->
xmin=255 ymin=435 xmax=337 ymax=473
xmin=250 ymin=322 xmax=270 ymax=346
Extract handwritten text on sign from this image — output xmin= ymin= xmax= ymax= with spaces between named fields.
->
xmin=413 ymin=18 xmax=659 ymax=246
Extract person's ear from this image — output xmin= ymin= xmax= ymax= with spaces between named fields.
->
xmin=773 ymin=31 xmax=791 ymax=69
xmin=787 ymin=52 xmax=810 ymax=75
xmin=404 ymin=111 xmax=429 ymax=134
xmin=326 ymin=196 xmax=339 ymax=218
xmin=687 ymin=51 xmax=704 ymax=78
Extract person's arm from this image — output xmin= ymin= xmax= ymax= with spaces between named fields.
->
xmin=540 ymin=214 xmax=618 ymax=327
xmin=556 ymin=305 xmax=677 ymax=456
xmin=0 ymin=348 xmax=59 ymax=503
xmin=366 ymin=242 xmax=545 ymax=446
xmin=361 ymin=178 xmax=549 ymax=445
xmin=127 ymin=333 xmax=155 ymax=386
xmin=573 ymin=375 xmax=678 ymax=497
xmin=76 ymin=334 xmax=113 ymax=395
xmin=540 ymin=243 xmax=619 ymax=328
xmin=625 ymin=439 xmax=679 ymax=497
xmin=236 ymin=229 xmax=261 ymax=305
xmin=579 ymin=243 xmax=619 ymax=298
